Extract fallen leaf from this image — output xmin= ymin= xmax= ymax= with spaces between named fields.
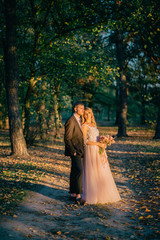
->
xmin=57 ymin=231 xmax=61 ymax=235
xmin=145 ymin=208 xmax=151 ymax=212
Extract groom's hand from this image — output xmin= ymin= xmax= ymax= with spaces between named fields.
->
xmin=74 ymin=152 xmax=77 ymax=156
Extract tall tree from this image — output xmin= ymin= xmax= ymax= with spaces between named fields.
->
xmin=154 ymin=107 xmax=160 ymax=139
xmin=115 ymin=30 xmax=128 ymax=136
xmin=4 ymin=0 xmax=28 ymax=156
xmin=111 ymin=0 xmax=129 ymax=136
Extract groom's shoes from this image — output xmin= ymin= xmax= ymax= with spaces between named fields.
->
xmin=69 ymin=196 xmax=76 ymax=201
xmin=75 ymin=198 xmax=86 ymax=206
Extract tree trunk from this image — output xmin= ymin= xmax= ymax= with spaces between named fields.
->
xmin=59 ymin=111 xmax=62 ymax=127
xmin=4 ymin=0 xmax=28 ymax=156
xmin=114 ymin=86 xmax=119 ymax=125
xmin=107 ymin=105 xmax=110 ymax=121
xmin=47 ymin=107 xmax=55 ymax=131
xmin=23 ymin=75 xmax=42 ymax=141
xmin=53 ymin=94 xmax=60 ymax=138
xmin=117 ymin=73 xmax=128 ymax=136
xmin=0 ymin=78 xmax=2 ymax=129
xmin=0 ymin=80 xmax=9 ymax=129
xmin=153 ymin=106 xmax=160 ymax=139
xmin=0 ymin=107 xmax=2 ymax=129
xmin=38 ymin=100 xmax=48 ymax=139
xmin=23 ymin=75 xmax=35 ymax=137
xmin=116 ymin=30 xmax=128 ymax=137
xmin=141 ymin=98 xmax=146 ymax=125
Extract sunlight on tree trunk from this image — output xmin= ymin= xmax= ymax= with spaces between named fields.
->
xmin=4 ymin=0 xmax=28 ymax=156
xmin=53 ymin=94 xmax=60 ymax=138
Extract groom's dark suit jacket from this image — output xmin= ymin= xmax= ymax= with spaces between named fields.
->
xmin=64 ymin=115 xmax=84 ymax=157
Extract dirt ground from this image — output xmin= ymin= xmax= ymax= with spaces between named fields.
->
xmin=0 ymin=127 xmax=159 ymax=240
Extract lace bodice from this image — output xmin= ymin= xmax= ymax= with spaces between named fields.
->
xmin=84 ymin=124 xmax=99 ymax=142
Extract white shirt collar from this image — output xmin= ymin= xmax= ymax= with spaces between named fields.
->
xmin=73 ymin=113 xmax=81 ymax=120
xmin=73 ymin=113 xmax=81 ymax=127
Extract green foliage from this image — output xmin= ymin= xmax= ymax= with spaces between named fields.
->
xmin=0 ymin=0 xmax=159 ymax=136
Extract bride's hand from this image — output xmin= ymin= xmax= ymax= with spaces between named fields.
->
xmin=102 ymin=143 xmax=107 ymax=149
xmin=97 ymin=143 xmax=106 ymax=149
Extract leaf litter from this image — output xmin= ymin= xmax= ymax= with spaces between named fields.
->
xmin=0 ymin=127 xmax=159 ymax=239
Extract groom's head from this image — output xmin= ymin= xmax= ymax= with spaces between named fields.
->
xmin=73 ymin=102 xmax=84 ymax=117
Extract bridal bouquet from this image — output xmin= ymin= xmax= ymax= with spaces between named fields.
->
xmin=98 ymin=134 xmax=115 ymax=155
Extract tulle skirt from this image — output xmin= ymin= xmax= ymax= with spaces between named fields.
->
xmin=82 ymin=145 xmax=121 ymax=204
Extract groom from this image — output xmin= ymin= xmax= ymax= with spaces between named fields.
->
xmin=64 ymin=102 xmax=85 ymax=204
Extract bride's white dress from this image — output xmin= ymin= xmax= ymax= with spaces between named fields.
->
xmin=82 ymin=125 xmax=121 ymax=204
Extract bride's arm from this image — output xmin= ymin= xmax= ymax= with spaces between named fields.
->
xmin=81 ymin=125 xmax=105 ymax=148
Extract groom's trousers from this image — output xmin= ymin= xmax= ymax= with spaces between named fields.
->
xmin=70 ymin=155 xmax=83 ymax=194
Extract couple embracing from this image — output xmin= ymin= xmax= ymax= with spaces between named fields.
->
xmin=64 ymin=102 xmax=121 ymax=205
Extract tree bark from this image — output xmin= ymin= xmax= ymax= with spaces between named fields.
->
xmin=4 ymin=0 xmax=28 ymax=156
xmin=116 ymin=30 xmax=128 ymax=137
xmin=118 ymin=73 xmax=128 ymax=136
xmin=38 ymin=100 xmax=48 ymax=140
xmin=23 ymin=75 xmax=35 ymax=137
xmin=23 ymin=75 xmax=42 ymax=140
xmin=48 ymin=107 xmax=55 ymax=131
xmin=141 ymin=97 xmax=146 ymax=125
xmin=153 ymin=106 xmax=160 ymax=139
xmin=0 ymin=77 xmax=3 ymax=129
xmin=53 ymin=93 xmax=60 ymax=138
xmin=114 ymin=85 xmax=120 ymax=125
xmin=107 ymin=105 xmax=111 ymax=121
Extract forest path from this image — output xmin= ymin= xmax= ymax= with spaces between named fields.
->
xmin=0 ymin=127 xmax=159 ymax=240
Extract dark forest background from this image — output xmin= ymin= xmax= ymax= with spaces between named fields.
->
xmin=0 ymin=0 xmax=160 ymax=156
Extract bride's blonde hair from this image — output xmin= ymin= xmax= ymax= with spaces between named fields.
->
xmin=82 ymin=107 xmax=97 ymax=127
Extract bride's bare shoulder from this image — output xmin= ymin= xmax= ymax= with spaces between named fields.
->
xmin=81 ymin=123 xmax=90 ymax=130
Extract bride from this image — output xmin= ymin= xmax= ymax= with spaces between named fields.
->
xmin=81 ymin=107 xmax=121 ymax=204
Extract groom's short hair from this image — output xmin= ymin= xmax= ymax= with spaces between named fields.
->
xmin=73 ymin=101 xmax=84 ymax=112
